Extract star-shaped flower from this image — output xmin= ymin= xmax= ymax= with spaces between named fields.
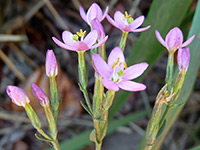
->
xmin=106 ymin=11 xmax=150 ymax=32
xmin=155 ymin=27 xmax=195 ymax=53
xmin=52 ymin=29 xmax=108 ymax=51
xmin=92 ymin=47 xmax=148 ymax=91
xmin=80 ymin=3 xmax=109 ymax=25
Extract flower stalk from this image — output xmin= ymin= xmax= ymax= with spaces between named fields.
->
xmin=119 ymin=31 xmax=128 ymax=52
xmin=165 ymin=52 xmax=174 ymax=91
xmin=49 ymin=76 xmax=60 ymax=121
xmin=77 ymin=51 xmax=93 ymax=115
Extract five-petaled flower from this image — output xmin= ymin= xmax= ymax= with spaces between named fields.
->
xmin=32 ymin=83 xmax=49 ymax=106
xmin=177 ymin=47 xmax=190 ymax=71
xmin=45 ymin=49 xmax=58 ymax=77
xmin=92 ymin=46 xmax=148 ymax=91
xmin=106 ymin=11 xmax=150 ymax=32
xmin=155 ymin=27 xmax=195 ymax=53
xmin=52 ymin=29 xmax=108 ymax=51
xmin=80 ymin=3 xmax=109 ymax=26
xmin=6 ymin=86 xmax=30 ymax=107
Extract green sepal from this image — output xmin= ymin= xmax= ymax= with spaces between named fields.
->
xmin=49 ymin=77 xmax=60 ymax=121
xmin=35 ymin=133 xmax=53 ymax=142
xmin=24 ymin=103 xmax=41 ymax=129
xmin=80 ymin=101 xmax=93 ymax=116
xmin=156 ymin=119 xmax=166 ymax=138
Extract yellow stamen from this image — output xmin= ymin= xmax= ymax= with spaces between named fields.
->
xmin=76 ymin=29 xmax=86 ymax=37
xmin=125 ymin=11 xmax=131 ymax=19
xmin=123 ymin=62 xmax=127 ymax=69
xmin=112 ymin=57 xmax=120 ymax=69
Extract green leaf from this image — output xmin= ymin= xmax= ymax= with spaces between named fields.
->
xmin=152 ymin=0 xmax=200 ymax=149
xmin=189 ymin=145 xmax=200 ymax=150
xmin=109 ymin=0 xmax=193 ymax=119
xmin=46 ymin=110 xmax=150 ymax=150
xmin=35 ymin=134 xmax=53 ymax=142
xmin=80 ymin=101 xmax=93 ymax=116
xmin=156 ymin=119 xmax=166 ymax=138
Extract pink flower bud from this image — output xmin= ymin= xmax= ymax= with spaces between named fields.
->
xmin=91 ymin=19 xmax=105 ymax=41
xmin=6 ymin=86 xmax=30 ymax=107
xmin=45 ymin=49 xmax=58 ymax=77
xmin=177 ymin=47 xmax=190 ymax=71
xmin=32 ymin=83 xmax=49 ymax=106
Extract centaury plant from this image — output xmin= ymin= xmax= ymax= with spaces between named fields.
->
xmin=6 ymin=2 xmax=196 ymax=150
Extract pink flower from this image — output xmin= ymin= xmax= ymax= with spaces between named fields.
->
xmin=91 ymin=19 xmax=105 ymax=41
xmin=80 ymin=3 xmax=109 ymax=25
xmin=92 ymin=47 xmax=148 ymax=91
xmin=32 ymin=83 xmax=49 ymax=106
xmin=45 ymin=50 xmax=58 ymax=77
xmin=6 ymin=86 xmax=30 ymax=107
xmin=106 ymin=11 xmax=150 ymax=32
xmin=155 ymin=27 xmax=195 ymax=52
xmin=52 ymin=29 xmax=108 ymax=51
xmin=177 ymin=47 xmax=190 ymax=71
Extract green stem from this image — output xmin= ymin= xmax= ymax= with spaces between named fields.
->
xmin=77 ymin=51 xmax=93 ymax=115
xmin=50 ymin=77 xmax=59 ymax=121
xmin=52 ymin=140 xmax=60 ymax=150
xmin=119 ymin=31 xmax=129 ymax=52
xmin=98 ymin=43 xmax=106 ymax=60
xmin=93 ymin=76 xmax=104 ymax=119
xmin=43 ymin=104 xmax=57 ymax=140
xmin=95 ymin=142 xmax=102 ymax=150
xmin=165 ymin=52 xmax=174 ymax=91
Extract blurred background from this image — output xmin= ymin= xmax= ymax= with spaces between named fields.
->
xmin=0 ymin=0 xmax=199 ymax=150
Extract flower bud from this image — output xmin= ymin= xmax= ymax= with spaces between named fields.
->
xmin=91 ymin=19 xmax=105 ymax=41
xmin=45 ymin=49 xmax=58 ymax=77
xmin=6 ymin=86 xmax=30 ymax=107
xmin=32 ymin=83 xmax=49 ymax=106
xmin=177 ymin=47 xmax=190 ymax=71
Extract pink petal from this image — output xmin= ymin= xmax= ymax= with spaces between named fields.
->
xmin=80 ymin=6 xmax=87 ymax=23
xmin=155 ymin=30 xmax=167 ymax=48
xmin=102 ymin=78 xmax=119 ymax=91
xmin=131 ymin=25 xmax=151 ymax=32
xmin=108 ymin=46 xmax=125 ymax=68
xmin=118 ymin=80 xmax=146 ymax=91
xmin=114 ymin=11 xmax=124 ymax=24
xmin=91 ymin=19 xmax=105 ymax=40
xmin=62 ymin=30 xmax=76 ymax=46
xmin=106 ymin=14 xmax=120 ymax=29
xmin=83 ymin=30 xmax=98 ymax=46
xmin=181 ymin=35 xmax=195 ymax=47
xmin=129 ymin=15 xmax=144 ymax=30
xmin=87 ymin=3 xmax=103 ymax=24
xmin=100 ymin=6 xmax=109 ymax=22
xmin=123 ymin=62 xmax=148 ymax=80
xmin=90 ymin=35 xmax=108 ymax=49
xmin=92 ymin=54 xmax=112 ymax=78
xmin=177 ymin=47 xmax=190 ymax=71
xmin=165 ymin=27 xmax=183 ymax=51
xmin=71 ymin=41 xmax=89 ymax=51
xmin=52 ymin=37 xmax=76 ymax=51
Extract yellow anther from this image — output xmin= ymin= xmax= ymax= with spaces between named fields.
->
xmin=112 ymin=57 xmax=120 ymax=69
xmin=123 ymin=11 xmax=131 ymax=19
xmin=119 ymin=62 xmax=122 ymax=66
xmin=123 ymin=62 xmax=127 ymax=69
xmin=76 ymin=29 xmax=86 ymax=37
